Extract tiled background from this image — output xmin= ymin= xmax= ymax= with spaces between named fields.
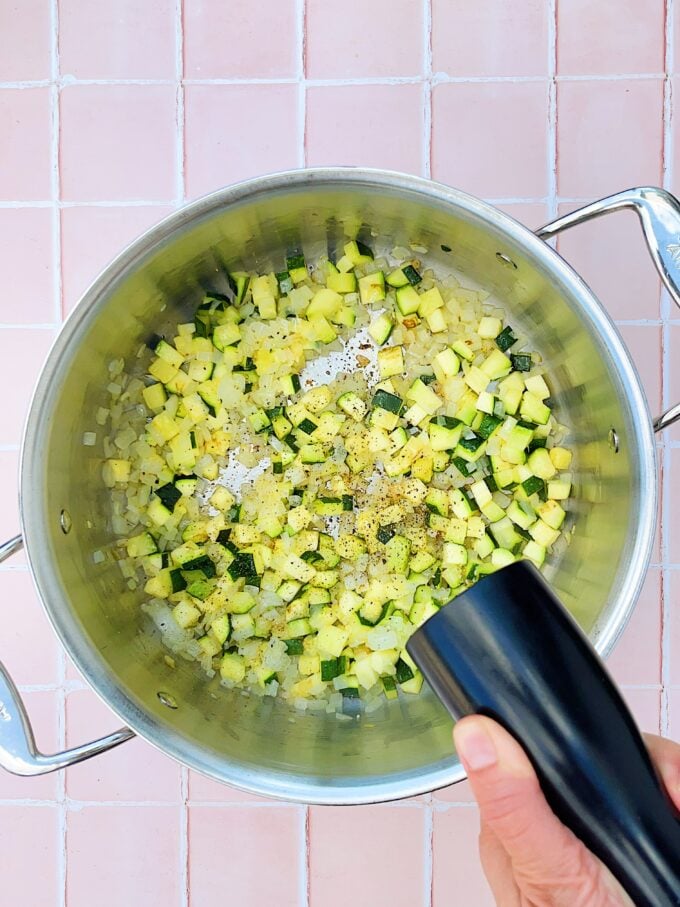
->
xmin=1 ymin=1 xmax=679 ymax=905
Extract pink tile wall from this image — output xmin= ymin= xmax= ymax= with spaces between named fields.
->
xmin=0 ymin=2 xmax=677 ymax=905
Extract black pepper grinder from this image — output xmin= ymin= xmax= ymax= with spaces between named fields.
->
xmin=406 ymin=560 xmax=680 ymax=907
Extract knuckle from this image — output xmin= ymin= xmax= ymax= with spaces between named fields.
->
xmin=479 ymin=779 xmax=537 ymax=830
xmin=517 ymin=840 xmax=624 ymax=907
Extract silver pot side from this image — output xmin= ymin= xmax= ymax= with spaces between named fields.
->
xmin=12 ymin=170 xmax=660 ymax=802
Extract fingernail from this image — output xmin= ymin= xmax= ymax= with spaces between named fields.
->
xmin=454 ymin=719 xmax=498 ymax=771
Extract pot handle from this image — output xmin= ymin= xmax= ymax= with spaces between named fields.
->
xmin=0 ymin=533 xmax=134 ymax=776
xmin=537 ymin=186 xmax=680 ymax=433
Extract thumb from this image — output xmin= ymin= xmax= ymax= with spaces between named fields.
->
xmin=643 ymin=733 xmax=680 ymax=811
xmin=453 ymin=715 xmax=582 ymax=876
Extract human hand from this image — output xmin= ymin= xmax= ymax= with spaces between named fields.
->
xmin=453 ymin=716 xmax=680 ymax=907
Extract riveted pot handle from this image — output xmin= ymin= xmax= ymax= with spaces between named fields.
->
xmin=0 ymin=533 xmax=134 ymax=776
xmin=537 ymin=187 xmax=680 ymax=433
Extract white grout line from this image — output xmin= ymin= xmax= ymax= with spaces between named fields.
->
xmin=552 ymin=72 xmax=666 ymax=82
xmin=50 ymin=84 xmax=62 ymax=324
xmin=1 ymin=195 xmax=636 ymax=210
xmin=5 ymin=797 xmax=411 ymax=810
xmin=422 ymin=0 xmax=433 ymax=180
xmin=18 ymin=681 xmax=87 ymax=693
xmin=0 ymin=323 xmax=59 ymax=329
xmin=431 ymin=801 xmax=479 ymax=812
xmin=0 ymin=80 xmax=53 ymax=88
xmin=180 ymin=767 xmax=189 ymax=906
xmin=1 ymin=73 xmax=671 ymax=90
xmin=296 ymin=0 xmax=306 ymax=169
xmin=48 ymin=0 xmax=62 ymax=328
xmin=660 ymin=0 xmax=675 ymax=738
xmin=48 ymin=3 xmax=68 ymax=902
xmin=299 ymin=806 xmax=310 ymax=907
xmin=0 ymin=199 xmax=174 ymax=208
xmin=422 ymin=4 xmax=433 ymax=897
xmin=56 ymin=684 xmax=67 ymax=907
xmin=547 ymin=0 xmax=558 ymax=221
xmin=0 ymin=196 xmax=587 ymax=210
xmin=423 ymin=801 xmax=434 ymax=907
xmin=175 ymin=0 xmax=186 ymax=207
xmin=295 ymin=3 xmax=308 ymax=898
xmin=0 ymin=796 xmax=432 ymax=809
xmin=171 ymin=7 xmax=190 ymax=904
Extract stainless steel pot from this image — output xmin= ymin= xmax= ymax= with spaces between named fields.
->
xmin=2 ymin=171 xmax=679 ymax=804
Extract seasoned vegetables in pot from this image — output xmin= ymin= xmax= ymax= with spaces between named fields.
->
xmin=99 ymin=241 xmax=573 ymax=712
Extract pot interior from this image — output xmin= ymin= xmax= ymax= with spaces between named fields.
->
xmin=22 ymin=172 xmax=655 ymax=802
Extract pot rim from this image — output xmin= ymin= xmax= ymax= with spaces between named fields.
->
xmin=17 ymin=168 xmax=657 ymax=804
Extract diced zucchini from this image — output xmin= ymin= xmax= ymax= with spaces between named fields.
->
xmin=525 ymin=374 xmax=550 ymax=399
xmin=300 ymin=443 xmax=326 ymax=463
xmin=155 ymin=340 xmax=184 ymax=369
xmin=401 ymin=671 xmax=424 ymax=695
xmin=480 ymin=349 xmax=512 ymax=379
xmin=536 ymin=499 xmax=565 ymax=530
xmin=220 ymin=652 xmax=246 ymax=683
xmin=229 ymin=272 xmax=250 ymax=304
xmin=406 ymin=379 xmax=442 ymax=415
xmin=491 ymin=548 xmax=516 ymax=568
xmin=316 ymin=625 xmax=350 ymax=657
xmin=144 ymin=570 xmax=173 ymax=598
xmin=417 ymin=287 xmax=444 ymax=317
xmin=428 ymin=419 xmax=462 ymax=452
xmin=147 ymin=497 xmax=172 ymax=526
xmin=426 ymin=308 xmax=447 ymax=333
xmin=337 ymin=392 xmax=367 ymax=421
xmin=549 ymin=447 xmax=572 ymax=470
xmin=248 ymin=409 xmax=271 ymax=434
xmin=449 ymin=488 xmax=474 ymax=519
xmin=395 ymin=285 xmax=421 ymax=315
xmin=368 ymin=312 xmax=394 ymax=345
xmin=495 ymin=325 xmax=517 ymax=352
xmin=529 ymin=519 xmax=560 ymax=548
xmin=307 ymin=287 xmax=342 ymax=319
xmin=478 ymin=316 xmax=502 ymax=339
xmin=301 ymin=386 xmax=332 ymax=413
xmin=442 ymin=542 xmax=467 ymax=567
xmin=142 ymin=383 xmax=167 ymax=411
xmin=358 ymin=271 xmax=386 ymax=305
xmin=327 ymin=272 xmax=357 ymax=294
xmin=386 ymin=267 xmax=410 ymax=288
xmin=377 ymin=345 xmax=405 ymax=379
xmin=489 ymin=517 xmax=522 ymax=550
xmin=372 ymin=389 xmax=404 ymax=414
xmin=528 ymin=447 xmax=557 ymax=480
xmin=452 ymin=339 xmax=474 ymax=362
xmin=523 ymin=540 xmax=546 ymax=566
xmin=547 ymin=478 xmax=571 ymax=500
xmin=213 ymin=322 xmax=241 ymax=351
xmin=433 ymin=347 xmax=460 ymax=380
xmin=464 ymin=365 xmax=491 ymax=395
xmin=385 ymin=535 xmax=411 ymax=574
xmin=409 ymin=550 xmax=437 ymax=574
xmin=425 ymin=487 xmax=449 ymax=516
xmin=507 ymin=500 xmax=537 ymax=530
xmin=498 ymin=372 xmax=525 ymax=415
xmin=343 ymin=240 xmax=373 ymax=265
xmin=520 ymin=392 xmax=551 ymax=425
